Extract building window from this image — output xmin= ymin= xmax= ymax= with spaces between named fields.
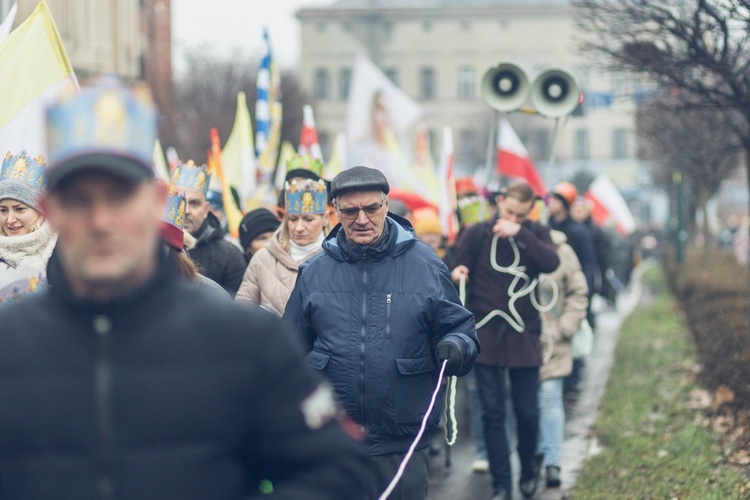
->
xmin=457 ymin=67 xmax=475 ymax=100
xmin=612 ymin=128 xmax=628 ymax=158
xmin=384 ymin=67 xmax=399 ymax=86
xmin=457 ymin=128 xmax=478 ymax=162
xmin=339 ymin=68 xmax=351 ymax=100
xmin=316 ymin=22 xmax=326 ymax=32
xmin=382 ymin=21 xmax=392 ymax=33
xmin=313 ymin=68 xmax=329 ymax=99
xmin=422 ymin=20 xmax=432 ymax=32
xmin=461 ymin=19 xmax=471 ymax=31
xmin=420 ymin=67 xmax=436 ymax=100
xmin=574 ymin=129 xmax=589 ymax=159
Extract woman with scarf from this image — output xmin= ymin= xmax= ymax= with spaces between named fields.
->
xmin=0 ymin=151 xmax=57 ymax=303
xmin=235 ymin=178 xmax=329 ymax=316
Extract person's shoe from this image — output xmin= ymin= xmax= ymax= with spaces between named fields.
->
xmin=490 ymin=490 xmax=511 ymax=500
xmin=519 ymin=453 xmax=543 ymax=498
xmin=471 ymin=457 xmax=489 ymax=473
xmin=546 ymin=465 xmax=561 ymax=488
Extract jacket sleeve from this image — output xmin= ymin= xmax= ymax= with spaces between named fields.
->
xmin=282 ymin=267 xmax=316 ymax=353
xmin=234 ymin=258 xmax=261 ymax=306
xmin=515 ymin=223 xmax=560 ymax=274
xmin=430 ymin=262 xmax=479 ymax=377
xmin=556 ymin=244 xmax=589 ymax=339
xmin=247 ymin=310 xmax=385 ymax=499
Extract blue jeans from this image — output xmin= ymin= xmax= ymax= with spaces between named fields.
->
xmin=466 ymin=368 xmax=486 ymax=459
xmin=538 ymin=377 xmax=564 ymax=467
xmin=475 ymin=365 xmax=540 ymax=494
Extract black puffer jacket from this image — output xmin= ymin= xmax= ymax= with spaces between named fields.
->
xmin=0 ymin=252 xmax=378 ymax=499
xmin=187 ymin=212 xmax=246 ymax=297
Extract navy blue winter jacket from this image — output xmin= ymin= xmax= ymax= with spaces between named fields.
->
xmin=283 ymin=217 xmax=479 ymax=456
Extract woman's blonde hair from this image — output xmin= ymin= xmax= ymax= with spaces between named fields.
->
xmin=277 ymin=210 xmax=330 ymax=252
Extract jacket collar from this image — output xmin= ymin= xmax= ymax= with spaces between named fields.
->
xmin=192 ymin=212 xmax=223 ymax=246
xmin=322 ymin=216 xmax=417 ymax=263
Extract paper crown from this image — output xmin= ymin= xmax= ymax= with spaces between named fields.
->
xmin=457 ymin=195 xmax=492 ymax=225
xmin=286 ymin=154 xmax=324 ymax=180
xmin=170 ymin=160 xmax=211 ymax=196
xmin=285 ymin=178 xmax=327 ymax=215
xmin=1 ymin=151 xmax=48 ymax=193
xmin=46 ymin=75 xmax=156 ymax=174
xmin=160 ymin=184 xmax=187 ymax=250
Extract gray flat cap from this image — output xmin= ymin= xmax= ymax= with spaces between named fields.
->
xmin=331 ymin=166 xmax=390 ymax=199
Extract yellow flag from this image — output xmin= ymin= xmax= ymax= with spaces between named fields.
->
xmin=209 ymin=128 xmax=243 ymax=238
xmin=0 ymin=0 xmax=78 ymax=156
xmin=222 ymin=92 xmax=256 ymax=208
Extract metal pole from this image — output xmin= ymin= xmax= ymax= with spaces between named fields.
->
xmin=483 ymin=110 xmax=498 ymax=188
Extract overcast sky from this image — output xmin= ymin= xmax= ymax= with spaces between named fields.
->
xmin=171 ymin=0 xmax=334 ymax=71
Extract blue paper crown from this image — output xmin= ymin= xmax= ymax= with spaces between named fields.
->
xmin=285 ymin=179 xmax=327 ymax=215
xmin=1 ymin=151 xmax=48 ymax=192
xmin=170 ymin=160 xmax=211 ymax=196
xmin=162 ymin=184 xmax=187 ymax=230
xmin=46 ymin=75 xmax=156 ymax=171
xmin=457 ymin=195 xmax=492 ymax=225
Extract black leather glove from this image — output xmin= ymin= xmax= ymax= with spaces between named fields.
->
xmin=436 ymin=340 xmax=464 ymax=377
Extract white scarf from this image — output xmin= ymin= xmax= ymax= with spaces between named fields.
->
xmin=289 ymin=232 xmax=325 ymax=263
xmin=0 ymin=222 xmax=58 ymax=269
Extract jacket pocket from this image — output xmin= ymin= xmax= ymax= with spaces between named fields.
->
xmin=306 ymin=350 xmax=331 ymax=371
xmin=394 ymin=356 xmax=434 ymax=425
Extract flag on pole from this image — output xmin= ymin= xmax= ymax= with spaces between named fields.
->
xmin=323 ymin=130 xmax=346 ymax=180
xmin=299 ymin=105 xmax=323 ymax=160
xmin=0 ymin=3 xmax=18 ymax=42
xmin=274 ymin=140 xmax=297 ymax=192
xmin=412 ymin=121 xmax=439 ymax=204
xmin=0 ymin=0 xmax=78 ymax=157
xmin=255 ymin=27 xmax=278 ymax=175
xmin=584 ymin=173 xmax=636 ymax=235
xmin=259 ymin=34 xmax=282 ymax=176
xmin=222 ymin=91 xmax=256 ymax=208
xmin=437 ymin=127 xmax=458 ymax=243
xmin=208 ymin=128 xmax=243 ymax=238
xmin=152 ymin=139 xmax=169 ymax=181
xmin=497 ymin=118 xmax=546 ymax=196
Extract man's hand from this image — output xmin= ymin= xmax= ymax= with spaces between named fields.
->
xmin=451 ymin=265 xmax=469 ymax=284
xmin=436 ymin=340 xmax=464 ymax=377
xmin=492 ymin=219 xmax=522 ymax=238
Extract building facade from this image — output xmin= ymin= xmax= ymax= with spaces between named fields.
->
xmin=297 ymin=0 xmax=651 ymax=191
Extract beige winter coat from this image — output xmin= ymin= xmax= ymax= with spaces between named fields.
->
xmin=539 ymin=230 xmax=589 ymax=381
xmin=234 ymin=237 xmax=321 ymax=317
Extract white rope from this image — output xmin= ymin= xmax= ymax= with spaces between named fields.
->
xmin=444 ymin=375 xmax=458 ymax=446
xmin=378 ymin=360 xmax=448 ymax=500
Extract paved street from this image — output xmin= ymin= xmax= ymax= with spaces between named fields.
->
xmin=426 ymin=271 xmax=643 ymax=499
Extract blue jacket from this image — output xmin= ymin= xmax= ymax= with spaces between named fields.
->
xmin=284 ymin=217 xmax=479 ymax=455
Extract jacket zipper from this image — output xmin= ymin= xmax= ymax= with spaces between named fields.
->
xmin=359 ymin=255 xmax=368 ymax=433
xmin=93 ymin=314 xmax=114 ymax=500
xmin=385 ymin=293 xmax=392 ymax=339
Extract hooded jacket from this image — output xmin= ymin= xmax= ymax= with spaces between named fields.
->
xmin=187 ymin=212 xmax=246 ymax=297
xmin=539 ymin=230 xmax=589 ymax=381
xmin=0 ymin=250 xmax=378 ymax=499
xmin=283 ymin=217 xmax=479 ymax=456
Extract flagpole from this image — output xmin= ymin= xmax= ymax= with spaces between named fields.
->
xmin=483 ymin=110 xmax=498 ymax=189
xmin=546 ymin=117 xmax=561 ymax=189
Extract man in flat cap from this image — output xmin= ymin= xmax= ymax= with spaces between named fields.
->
xmin=0 ymin=77 xmax=380 ymax=499
xmin=284 ymin=165 xmax=480 ymax=499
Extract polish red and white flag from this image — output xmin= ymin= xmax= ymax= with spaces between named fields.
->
xmin=584 ymin=173 xmax=636 ymax=235
xmin=496 ymin=118 xmax=546 ymax=196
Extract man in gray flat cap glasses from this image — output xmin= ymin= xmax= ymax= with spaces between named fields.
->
xmin=284 ymin=165 xmax=480 ymax=499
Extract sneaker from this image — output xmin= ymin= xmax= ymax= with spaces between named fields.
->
xmin=546 ymin=465 xmax=561 ymax=488
xmin=490 ymin=490 xmax=511 ymax=500
xmin=471 ymin=458 xmax=489 ymax=473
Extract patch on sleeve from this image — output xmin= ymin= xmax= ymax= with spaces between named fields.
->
xmin=300 ymin=382 xmax=336 ymax=430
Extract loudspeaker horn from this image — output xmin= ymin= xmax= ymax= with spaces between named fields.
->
xmin=481 ymin=62 xmax=530 ymax=113
xmin=529 ymin=67 xmax=580 ymax=118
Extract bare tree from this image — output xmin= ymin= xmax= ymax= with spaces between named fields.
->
xmin=637 ymin=91 xmax=742 ymax=247
xmin=573 ymin=0 xmax=750 ymax=208
xmin=171 ymin=47 xmax=310 ymax=167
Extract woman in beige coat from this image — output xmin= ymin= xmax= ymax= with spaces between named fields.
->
xmin=235 ymin=179 xmax=329 ymax=316
xmin=537 ymin=229 xmax=589 ymax=489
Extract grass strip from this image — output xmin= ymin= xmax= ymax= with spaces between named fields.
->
xmin=572 ymin=265 xmax=749 ymax=499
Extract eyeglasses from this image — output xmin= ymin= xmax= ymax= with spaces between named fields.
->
xmin=336 ymin=200 xmax=385 ymax=220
